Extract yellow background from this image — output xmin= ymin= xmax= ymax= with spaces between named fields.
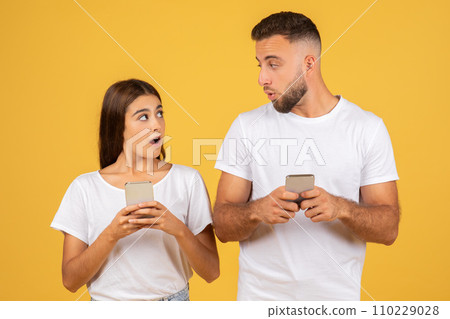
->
xmin=1 ymin=0 xmax=449 ymax=300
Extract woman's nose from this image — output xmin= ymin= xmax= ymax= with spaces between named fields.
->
xmin=148 ymin=117 xmax=162 ymax=132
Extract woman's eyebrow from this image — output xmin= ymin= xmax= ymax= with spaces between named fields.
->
xmin=132 ymin=105 xmax=163 ymax=116
xmin=132 ymin=108 xmax=150 ymax=116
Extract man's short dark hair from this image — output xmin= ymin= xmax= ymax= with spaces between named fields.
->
xmin=251 ymin=12 xmax=321 ymax=50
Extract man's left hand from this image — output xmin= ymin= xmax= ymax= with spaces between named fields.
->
xmin=300 ymin=186 xmax=347 ymax=222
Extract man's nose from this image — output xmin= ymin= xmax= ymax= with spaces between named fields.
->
xmin=258 ymin=68 xmax=271 ymax=87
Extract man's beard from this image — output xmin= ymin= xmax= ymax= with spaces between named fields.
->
xmin=272 ymin=74 xmax=308 ymax=114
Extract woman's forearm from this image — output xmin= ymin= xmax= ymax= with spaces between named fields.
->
xmin=175 ymin=226 xmax=219 ymax=283
xmin=62 ymin=228 xmax=117 ymax=292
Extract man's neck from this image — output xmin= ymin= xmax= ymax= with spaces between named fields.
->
xmin=290 ymin=82 xmax=339 ymax=118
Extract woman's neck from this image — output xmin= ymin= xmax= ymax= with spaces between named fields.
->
xmin=109 ymin=151 xmax=166 ymax=177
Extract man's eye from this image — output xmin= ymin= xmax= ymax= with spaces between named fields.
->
xmin=138 ymin=114 xmax=148 ymax=121
xmin=270 ymin=64 xmax=278 ymax=68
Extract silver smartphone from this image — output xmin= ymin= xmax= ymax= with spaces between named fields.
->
xmin=125 ymin=181 xmax=154 ymax=218
xmin=124 ymin=181 xmax=154 ymax=206
xmin=285 ymin=174 xmax=315 ymax=204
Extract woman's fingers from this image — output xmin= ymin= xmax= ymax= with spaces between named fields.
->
xmin=119 ymin=204 xmax=141 ymax=216
xmin=129 ymin=216 xmax=160 ymax=227
xmin=130 ymin=207 xmax=157 ymax=216
xmin=129 ymin=209 xmax=170 ymax=226
xmin=137 ymin=201 xmax=159 ymax=208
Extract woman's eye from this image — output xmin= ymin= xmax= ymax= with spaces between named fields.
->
xmin=270 ymin=64 xmax=278 ymax=68
xmin=138 ymin=114 xmax=149 ymax=121
xmin=157 ymin=111 xmax=164 ymax=118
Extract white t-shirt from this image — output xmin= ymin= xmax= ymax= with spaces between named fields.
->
xmin=51 ymin=164 xmax=212 ymax=300
xmin=215 ymin=96 xmax=399 ymax=300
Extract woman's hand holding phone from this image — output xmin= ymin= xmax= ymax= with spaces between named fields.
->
xmin=129 ymin=201 xmax=188 ymax=238
xmin=105 ymin=204 xmax=146 ymax=242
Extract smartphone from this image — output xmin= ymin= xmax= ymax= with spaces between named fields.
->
xmin=124 ymin=181 xmax=154 ymax=217
xmin=125 ymin=181 xmax=154 ymax=205
xmin=285 ymin=174 xmax=315 ymax=204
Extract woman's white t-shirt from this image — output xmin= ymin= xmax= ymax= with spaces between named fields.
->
xmin=51 ymin=164 xmax=212 ymax=300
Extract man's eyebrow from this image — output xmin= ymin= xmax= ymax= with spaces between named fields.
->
xmin=132 ymin=105 xmax=162 ymax=116
xmin=264 ymin=55 xmax=282 ymax=61
xmin=255 ymin=55 xmax=283 ymax=62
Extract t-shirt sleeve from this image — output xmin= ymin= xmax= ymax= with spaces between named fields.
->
xmin=186 ymin=171 xmax=213 ymax=236
xmin=360 ymin=119 xmax=399 ymax=186
xmin=50 ymin=179 xmax=89 ymax=244
xmin=214 ymin=115 xmax=252 ymax=181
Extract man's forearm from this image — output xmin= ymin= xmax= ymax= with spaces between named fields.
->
xmin=337 ymin=197 xmax=399 ymax=245
xmin=213 ymin=200 xmax=262 ymax=243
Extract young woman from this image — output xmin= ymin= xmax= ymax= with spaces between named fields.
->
xmin=51 ymin=79 xmax=219 ymax=300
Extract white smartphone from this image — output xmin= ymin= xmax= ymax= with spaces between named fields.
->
xmin=124 ymin=181 xmax=154 ymax=206
xmin=285 ymin=174 xmax=315 ymax=204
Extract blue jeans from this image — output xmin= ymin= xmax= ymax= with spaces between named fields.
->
xmin=158 ymin=284 xmax=190 ymax=301
xmin=90 ymin=284 xmax=190 ymax=301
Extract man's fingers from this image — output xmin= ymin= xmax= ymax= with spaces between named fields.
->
xmin=304 ymin=207 xmax=320 ymax=219
xmin=270 ymin=197 xmax=299 ymax=212
xmin=310 ymin=213 xmax=326 ymax=223
xmin=300 ymin=198 xmax=317 ymax=211
xmin=266 ymin=216 xmax=290 ymax=224
xmin=281 ymin=191 xmax=299 ymax=201
xmin=284 ymin=201 xmax=300 ymax=212
xmin=301 ymin=186 xmax=320 ymax=199
xmin=278 ymin=209 xmax=295 ymax=220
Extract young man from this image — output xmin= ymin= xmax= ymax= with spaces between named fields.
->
xmin=213 ymin=12 xmax=399 ymax=300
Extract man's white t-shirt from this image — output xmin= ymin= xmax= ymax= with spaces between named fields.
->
xmin=51 ymin=164 xmax=212 ymax=300
xmin=215 ymin=96 xmax=399 ymax=300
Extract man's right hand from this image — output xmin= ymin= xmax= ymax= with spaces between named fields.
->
xmin=252 ymin=186 xmax=300 ymax=224
xmin=214 ymin=173 xmax=300 ymax=242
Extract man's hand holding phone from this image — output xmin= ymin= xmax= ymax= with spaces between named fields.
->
xmin=300 ymin=186 xmax=345 ymax=223
xmin=252 ymin=186 xmax=300 ymax=225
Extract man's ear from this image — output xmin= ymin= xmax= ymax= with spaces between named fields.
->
xmin=305 ymin=55 xmax=317 ymax=71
